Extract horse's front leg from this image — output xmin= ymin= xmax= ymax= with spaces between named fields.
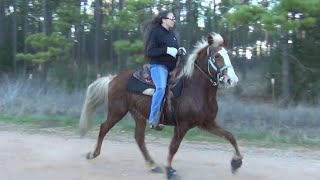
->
xmin=200 ymin=122 xmax=243 ymax=173
xmin=166 ymin=126 xmax=189 ymax=179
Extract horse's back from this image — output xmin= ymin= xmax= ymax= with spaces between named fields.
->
xmin=108 ymin=70 xmax=135 ymax=93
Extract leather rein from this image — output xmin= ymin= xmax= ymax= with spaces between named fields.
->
xmin=194 ymin=46 xmax=233 ymax=86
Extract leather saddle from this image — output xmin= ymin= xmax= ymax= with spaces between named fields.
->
xmin=133 ymin=64 xmax=183 ymax=87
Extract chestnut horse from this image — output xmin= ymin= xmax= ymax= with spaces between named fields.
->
xmin=79 ymin=32 xmax=243 ymax=179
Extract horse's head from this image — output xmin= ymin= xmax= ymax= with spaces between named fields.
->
xmin=205 ymin=33 xmax=238 ymax=87
xmin=184 ymin=33 xmax=237 ymax=87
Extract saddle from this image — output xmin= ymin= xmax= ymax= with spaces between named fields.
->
xmin=133 ymin=64 xmax=183 ymax=87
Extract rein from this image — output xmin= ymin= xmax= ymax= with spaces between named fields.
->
xmin=194 ymin=63 xmax=221 ymax=86
xmin=194 ymin=46 xmax=227 ymax=86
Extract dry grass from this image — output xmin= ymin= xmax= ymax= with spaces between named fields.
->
xmin=0 ymin=77 xmax=84 ymax=117
xmin=0 ymin=77 xmax=319 ymax=145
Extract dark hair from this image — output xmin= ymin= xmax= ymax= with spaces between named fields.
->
xmin=140 ymin=10 xmax=171 ymax=60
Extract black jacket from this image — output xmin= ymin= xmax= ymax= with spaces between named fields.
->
xmin=147 ymin=25 xmax=179 ymax=72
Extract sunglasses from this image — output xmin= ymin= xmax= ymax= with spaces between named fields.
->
xmin=164 ymin=16 xmax=176 ymax=21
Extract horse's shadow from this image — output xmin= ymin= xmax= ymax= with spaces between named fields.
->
xmin=168 ymin=174 xmax=181 ymax=180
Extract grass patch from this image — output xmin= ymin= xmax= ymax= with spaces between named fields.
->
xmin=233 ymin=131 xmax=320 ymax=149
xmin=0 ymin=114 xmax=319 ymax=149
xmin=0 ymin=114 xmax=77 ymax=128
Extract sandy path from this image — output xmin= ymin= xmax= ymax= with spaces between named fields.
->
xmin=0 ymin=129 xmax=319 ymax=180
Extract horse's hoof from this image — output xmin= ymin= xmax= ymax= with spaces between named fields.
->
xmin=166 ymin=166 xmax=178 ymax=179
xmin=231 ymin=158 xmax=242 ymax=174
xmin=150 ymin=165 xmax=163 ymax=173
xmin=86 ymin=152 xmax=95 ymax=159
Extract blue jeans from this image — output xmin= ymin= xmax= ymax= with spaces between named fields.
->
xmin=149 ymin=64 xmax=168 ymax=125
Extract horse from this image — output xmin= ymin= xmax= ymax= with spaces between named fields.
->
xmin=79 ymin=32 xmax=243 ymax=179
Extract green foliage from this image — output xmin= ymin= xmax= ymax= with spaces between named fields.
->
xmin=260 ymin=14 xmax=286 ymax=31
xmin=113 ymin=40 xmax=143 ymax=54
xmin=290 ymin=34 xmax=320 ymax=104
xmin=106 ymin=0 xmax=154 ymax=31
xmin=307 ymin=0 xmax=320 ymax=16
xmin=279 ymin=0 xmax=309 ymax=13
xmin=127 ymin=54 xmax=145 ymax=69
xmin=53 ymin=2 xmax=85 ymax=34
xmin=226 ymin=5 xmax=267 ymax=26
xmin=51 ymin=62 xmax=91 ymax=90
xmin=300 ymin=17 xmax=317 ymax=28
xmin=223 ymin=0 xmax=320 ymax=105
xmin=16 ymin=33 xmax=72 ymax=64
xmin=273 ymin=0 xmax=318 ymax=31
xmin=113 ymin=40 xmax=144 ymax=68
xmin=219 ymin=0 xmax=242 ymax=14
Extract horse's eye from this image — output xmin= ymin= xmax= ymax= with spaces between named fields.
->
xmin=214 ymin=54 xmax=220 ymax=59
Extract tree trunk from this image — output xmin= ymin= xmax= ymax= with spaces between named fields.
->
xmin=0 ymin=0 xmax=4 ymax=50
xmin=108 ymin=0 xmax=115 ymax=69
xmin=212 ymin=0 xmax=216 ymax=32
xmin=22 ymin=0 xmax=29 ymax=75
xmin=174 ymin=0 xmax=181 ymax=46
xmin=281 ymin=32 xmax=290 ymax=104
xmin=81 ymin=29 xmax=87 ymax=65
xmin=41 ymin=0 xmax=52 ymax=93
xmin=117 ymin=0 xmax=126 ymax=71
xmin=42 ymin=0 xmax=52 ymax=35
xmin=94 ymin=0 xmax=103 ymax=74
xmin=186 ymin=0 xmax=193 ymax=51
xmin=80 ymin=0 xmax=88 ymax=66
xmin=241 ymin=25 xmax=249 ymax=80
xmin=12 ymin=0 xmax=17 ymax=76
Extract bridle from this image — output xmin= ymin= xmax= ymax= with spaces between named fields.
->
xmin=194 ymin=46 xmax=233 ymax=86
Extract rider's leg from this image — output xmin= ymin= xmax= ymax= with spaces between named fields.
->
xmin=149 ymin=64 xmax=168 ymax=127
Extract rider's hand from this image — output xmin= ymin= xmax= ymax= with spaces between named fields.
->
xmin=166 ymin=47 xmax=178 ymax=58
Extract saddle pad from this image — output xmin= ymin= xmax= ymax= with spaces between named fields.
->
xmin=127 ymin=75 xmax=184 ymax=98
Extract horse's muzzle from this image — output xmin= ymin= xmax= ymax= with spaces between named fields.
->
xmin=224 ymin=77 xmax=237 ymax=87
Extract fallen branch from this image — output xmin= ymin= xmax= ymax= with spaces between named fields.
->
xmin=289 ymin=54 xmax=317 ymax=73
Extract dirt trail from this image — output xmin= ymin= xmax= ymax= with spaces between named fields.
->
xmin=0 ymin=129 xmax=319 ymax=180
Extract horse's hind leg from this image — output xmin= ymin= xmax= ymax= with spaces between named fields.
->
xmin=86 ymin=112 xmax=125 ymax=159
xmin=200 ymin=122 xmax=243 ymax=173
xmin=131 ymin=112 xmax=161 ymax=173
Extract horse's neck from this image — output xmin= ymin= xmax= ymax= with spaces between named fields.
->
xmin=188 ymin=68 xmax=218 ymax=97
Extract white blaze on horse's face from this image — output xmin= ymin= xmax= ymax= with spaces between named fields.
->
xmin=219 ymin=48 xmax=239 ymax=87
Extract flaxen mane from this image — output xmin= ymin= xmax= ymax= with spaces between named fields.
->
xmin=180 ymin=32 xmax=224 ymax=78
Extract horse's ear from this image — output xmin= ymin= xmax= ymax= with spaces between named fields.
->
xmin=208 ymin=34 xmax=214 ymax=46
xmin=221 ymin=34 xmax=229 ymax=47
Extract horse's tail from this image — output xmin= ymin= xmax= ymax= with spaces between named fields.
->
xmin=79 ymin=75 xmax=116 ymax=136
